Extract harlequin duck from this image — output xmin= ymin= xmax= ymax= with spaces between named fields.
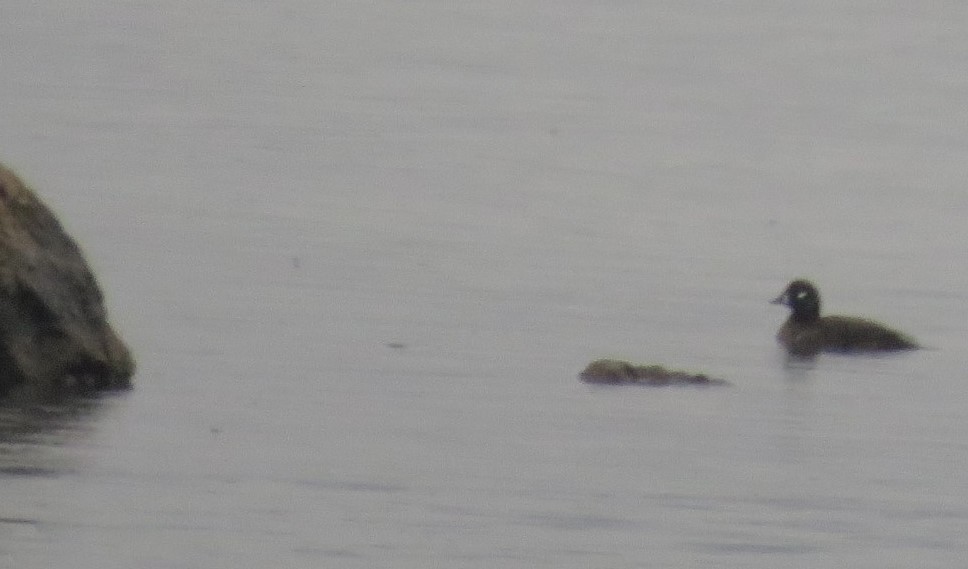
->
xmin=771 ymin=279 xmax=919 ymax=355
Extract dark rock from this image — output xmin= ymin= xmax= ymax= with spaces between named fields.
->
xmin=0 ymin=164 xmax=134 ymax=400
xmin=580 ymin=358 xmax=727 ymax=386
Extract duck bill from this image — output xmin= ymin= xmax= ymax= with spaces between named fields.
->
xmin=770 ymin=293 xmax=786 ymax=305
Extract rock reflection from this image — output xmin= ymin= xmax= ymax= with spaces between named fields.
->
xmin=0 ymin=396 xmax=115 ymax=478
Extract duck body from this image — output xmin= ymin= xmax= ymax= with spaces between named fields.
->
xmin=772 ymin=279 xmax=918 ymax=356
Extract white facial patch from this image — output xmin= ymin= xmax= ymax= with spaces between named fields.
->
xmin=795 ymin=290 xmax=809 ymax=300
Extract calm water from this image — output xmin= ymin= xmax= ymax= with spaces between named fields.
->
xmin=1 ymin=2 xmax=968 ymax=567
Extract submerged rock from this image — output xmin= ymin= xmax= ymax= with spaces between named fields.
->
xmin=0 ymin=164 xmax=134 ymax=400
xmin=580 ymin=358 xmax=727 ymax=386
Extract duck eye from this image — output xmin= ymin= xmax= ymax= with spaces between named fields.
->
xmin=795 ymin=291 xmax=809 ymax=300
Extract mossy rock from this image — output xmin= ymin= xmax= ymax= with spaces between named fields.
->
xmin=0 ymin=163 xmax=134 ymax=400
xmin=580 ymin=358 xmax=727 ymax=387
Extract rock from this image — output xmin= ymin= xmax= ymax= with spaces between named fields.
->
xmin=0 ymin=163 xmax=134 ymax=400
xmin=580 ymin=358 xmax=727 ymax=386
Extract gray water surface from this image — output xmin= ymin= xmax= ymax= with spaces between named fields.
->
xmin=1 ymin=2 xmax=968 ymax=568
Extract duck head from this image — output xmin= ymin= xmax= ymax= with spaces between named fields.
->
xmin=771 ymin=279 xmax=821 ymax=322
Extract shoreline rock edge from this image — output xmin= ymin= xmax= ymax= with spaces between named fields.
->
xmin=0 ymin=163 xmax=134 ymax=400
